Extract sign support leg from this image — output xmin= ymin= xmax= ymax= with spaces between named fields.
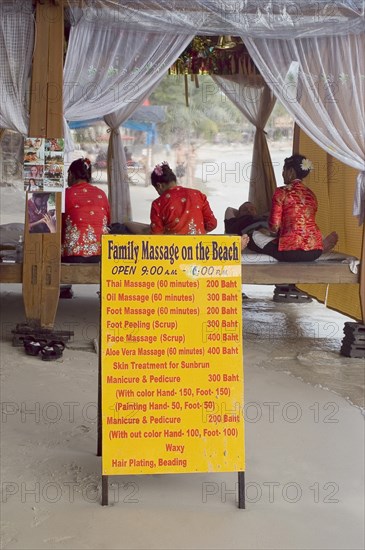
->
xmin=97 ymin=283 xmax=102 ymax=457
xmin=238 ymin=471 xmax=245 ymax=509
xmin=101 ymin=475 xmax=109 ymax=506
xmin=97 ymin=334 xmax=102 ymax=457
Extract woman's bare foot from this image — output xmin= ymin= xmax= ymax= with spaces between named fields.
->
xmin=322 ymin=231 xmax=338 ymax=253
xmin=241 ymin=234 xmax=250 ymax=251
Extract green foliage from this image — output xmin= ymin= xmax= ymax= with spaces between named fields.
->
xmin=150 ymin=75 xmax=245 ymax=144
xmin=48 ymin=193 xmax=55 ymax=206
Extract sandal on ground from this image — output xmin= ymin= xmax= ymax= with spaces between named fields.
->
xmin=40 ymin=341 xmax=65 ymax=361
xmin=21 ymin=336 xmax=48 ymax=356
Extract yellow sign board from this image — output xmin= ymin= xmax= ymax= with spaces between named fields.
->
xmin=101 ymin=235 xmax=245 ymax=475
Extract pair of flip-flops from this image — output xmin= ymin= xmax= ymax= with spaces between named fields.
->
xmin=21 ymin=337 xmax=65 ymax=361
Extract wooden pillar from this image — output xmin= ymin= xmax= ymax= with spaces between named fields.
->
xmin=23 ymin=0 xmax=64 ymax=329
xmin=360 ymin=224 xmax=365 ymax=323
xmin=292 ymin=122 xmax=300 ymax=155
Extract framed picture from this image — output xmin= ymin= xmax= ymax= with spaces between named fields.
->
xmin=27 ymin=192 xmax=57 ymax=234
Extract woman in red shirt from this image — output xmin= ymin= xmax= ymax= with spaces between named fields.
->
xmin=150 ymin=162 xmax=217 ymax=235
xmin=62 ymin=158 xmax=110 ymax=263
xmin=249 ymin=154 xmax=334 ymax=262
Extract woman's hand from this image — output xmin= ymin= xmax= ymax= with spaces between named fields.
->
xmin=42 ymin=213 xmax=57 ymax=233
xmin=241 ymin=234 xmax=250 ymax=251
xmin=29 ymin=218 xmax=46 ymax=229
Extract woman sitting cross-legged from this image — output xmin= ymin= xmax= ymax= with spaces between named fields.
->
xmin=61 ymin=158 xmax=110 ymax=263
xmin=248 ymin=154 xmax=338 ymax=261
xmin=150 ymin=161 xmax=217 ymax=235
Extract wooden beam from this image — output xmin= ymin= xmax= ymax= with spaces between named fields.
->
xmin=0 ymin=263 xmax=22 ymax=283
xmin=22 ymin=207 xmax=43 ymax=322
xmin=23 ymin=0 xmax=64 ymax=329
xmin=292 ymin=123 xmax=300 ymax=155
xmin=39 ymin=193 xmax=62 ymax=327
xmin=241 ymin=262 xmax=359 ymax=285
xmin=29 ymin=2 xmax=50 ymax=137
xmin=0 ymin=261 xmax=360 ymax=287
xmin=47 ymin=0 xmax=64 ymax=137
xmin=360 ymin=223 xmax=365 ymax=323
xmin=60 ymin=263 xmax=101 ymax=284
xmin=58 ymin=262 xmax=363 ymax=286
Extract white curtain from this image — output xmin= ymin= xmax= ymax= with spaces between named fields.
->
xmin=104 ymin=110 xmax=134 ymax=224
xmin=244 ymin=33 xmax=365 ymax=224
xmin=104 ymin=95 xmax=155 ymax=223
xmin=64 ymin=20 xmax=193 ymax=129
xmin=213 ymin=74 xmax=277 ymax=214
xmin=0 ymin=0 xmax=34 ymax=134
xmin=64 ymin=20 xmax=193 ymax=220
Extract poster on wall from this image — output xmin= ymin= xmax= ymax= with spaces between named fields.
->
xmin=27 ymin=191 xmax=57 ymax=234
xmin=23 ymin=138 xmax=65 ymax=192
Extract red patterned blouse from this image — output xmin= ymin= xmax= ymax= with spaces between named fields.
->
xmin=150 ymin=186 xmax=217 ymax=235
xmin=269 ymin=179 xmax=323 ymax=251
xmin=61 ymin=181 xmax=110 ymax=257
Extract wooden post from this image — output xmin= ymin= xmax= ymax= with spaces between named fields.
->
xmin=360 ymin=223 xmax=365 ymax=323
xmin=292 ymin=122 xmax=300 ymax=154
xmin=23 ymin=0 xmax=64 ymax=329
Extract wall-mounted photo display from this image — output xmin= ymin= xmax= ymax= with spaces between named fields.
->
xmin=23 ymin=137 xmax=65 ymax=192
xmin=23 ymin=138 xmax=44 ymax=191
xmin=24 ymin=164 xmax=44 ymax=192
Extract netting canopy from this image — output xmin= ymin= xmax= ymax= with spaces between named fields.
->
xmin=1 ymin=0 xmax=364 ymax=223
xmin=66 ymin=1 xmax=365 ymax=38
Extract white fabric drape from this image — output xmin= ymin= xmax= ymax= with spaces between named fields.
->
xmin=0 ymin=0 xmax=34 ymax=134
xmin=104 ymin=110 xmax=134 ymax=224
xmin=64 ymin=21 xmax=192 ymax=129
xmin=213 ymin=74 xmax=277 ymax=214
xmin=2 ymin=1 xmax=364 ymax=221
xmin=244 ymin=33 xmax=365 ymax=224
xmin=104 ymin=95 xmax=156 ymax=223
xmin=64 ymin=21 xmax=193 ymax=220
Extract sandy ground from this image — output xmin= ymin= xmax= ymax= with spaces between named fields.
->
xmin=0 ymin=141 xmax=364 ymax=549
xmin=0 ymin=283 xmax=364 ymax=550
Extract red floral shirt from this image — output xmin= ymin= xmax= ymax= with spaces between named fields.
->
xmin=62 ymin=181 xmax=110 ymax=257
xmin=269 ymin=180 xmax=323 ymax=252
xmin=150 ymin=186 xmax=217 ymax=235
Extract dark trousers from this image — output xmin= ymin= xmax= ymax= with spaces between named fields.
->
xmin=61 ymin=255 xmax=101 ymax=263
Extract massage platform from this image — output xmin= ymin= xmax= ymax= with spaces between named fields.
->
xmin=0 ymin=251 xmax=359 ymax=285
xmin=0 ymin=222 xmax=359 ymax=286
xmin=0 ymin=223 xmax=361 ymax=357
xmin=0 ymin=254 xmax=362 ymax=357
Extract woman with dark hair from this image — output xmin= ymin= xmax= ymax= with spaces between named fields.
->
xmin=248 ymin=154 xmax=338 ymax=261
xmin=26 ymin=178 xmax=39 ymax=192
xmin=61 ymin=158 xmax=110 ymax=263
xmin=28 ymin=192 xmax=53 ymax=233
xmin=149 ymin=161 xmax=217 ymax=235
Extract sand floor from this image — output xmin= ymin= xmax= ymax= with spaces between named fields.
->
xmin=0 ymin=283 xmax=364 ymax=550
